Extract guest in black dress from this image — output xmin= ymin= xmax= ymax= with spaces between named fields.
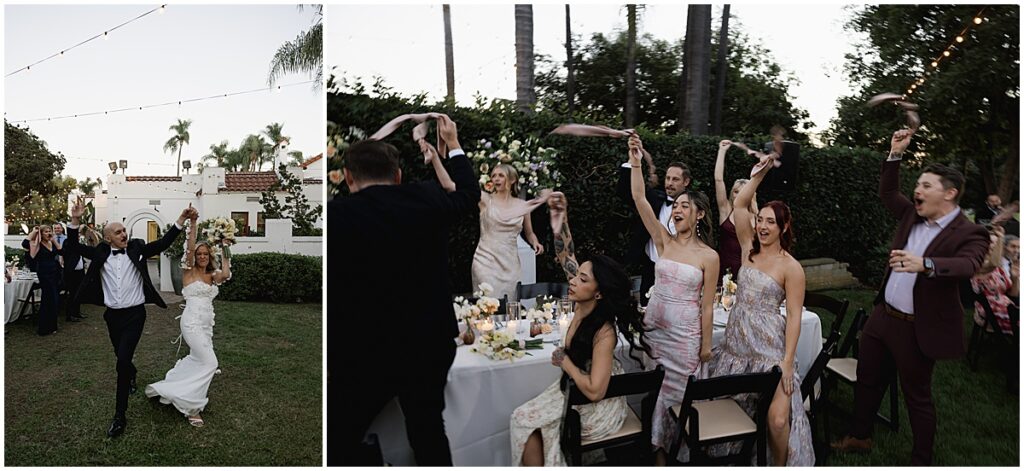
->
xmin=23 ymin=225 xmax=62 ymax=336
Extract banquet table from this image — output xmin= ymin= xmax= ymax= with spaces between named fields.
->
xmin=5 ymin=272 xmax=39 ymax=324
xmin=369 ymin=308 xmax=822 ymax=466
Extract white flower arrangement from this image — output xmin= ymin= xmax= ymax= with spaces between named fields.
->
xmin=525 ymin=306 xmax=554 ymax=323
xmin=722 ymin=272 xmax=737 ymax=295
xmin=466 ymin=130 xmax=561 ymax=194
xmin=205 ymin=217 xmax=238 ymax=247
xmin=453 ymin=283 xmax=500 ymax=322
xmin=470 ymin=330 xmax=543 ymax=362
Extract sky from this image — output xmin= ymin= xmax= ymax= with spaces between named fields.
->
xmin=4 ymin=4 xmax=323 ymax=183
xmin=327 ymin=4 xmax=864 ymax=141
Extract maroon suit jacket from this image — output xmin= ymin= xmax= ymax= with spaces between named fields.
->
xmin=873 ymin=159 xmax=989 ymax=360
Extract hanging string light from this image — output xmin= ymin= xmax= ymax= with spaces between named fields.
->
xmin=905 ymin=7 xmax=987 ymax=96
xmin=5 ymin=5 xmax=167 ymax=77
xmin=8 ymin=80 xmax=315 ymax=124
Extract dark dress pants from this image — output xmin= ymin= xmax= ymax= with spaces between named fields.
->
xmin=333 ymin=340 xmax=457 ymax=466
xmin=103 ymin=304 xmax=147 ymax=416
xmin=851 ymin=304 xmax=937 ymax=465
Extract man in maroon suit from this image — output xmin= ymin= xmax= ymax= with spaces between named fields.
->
xmin=831 ymin=129 xmax=989 ymax=465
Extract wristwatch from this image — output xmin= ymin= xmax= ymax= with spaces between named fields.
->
xmin=923 ymin=258 xmax=935 ymax=277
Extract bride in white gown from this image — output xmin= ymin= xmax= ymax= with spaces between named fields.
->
xmin=145 ymin=211 xmax=232 ymax=427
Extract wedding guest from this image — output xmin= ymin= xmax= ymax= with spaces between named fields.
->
xmin=472 ymin=163 xmax=547 ymax=302
xmin=705 ymin=157 xmax=814 ymax=465
xmin=22 ymin=225 xmax=62 ymax=336
xmin=64 ymin=200 xmax=192 ymax=437
xmin=617 ymin=146 xmax=692 ymax=304
xmin=831 ymin=130 xmax=989 ymax=465
xmin=628 ymin=135 xmax=719 ymax=464
xmin=329 ymin=115 xmax=480 ymax=466
xmin=975 ymin=194 xmax=1020 ymax=236
xmin=714 ymin=140 xmax=758 ymax=281
xmin=971 ymin=225 xmax=1018 ymax=335
xmin=52 ymin=223 xmax=67 ymax=246
xmin=1002 ymin=234 xmax=1019 ymax=275
xmin=61 ymin=224 xmax=87 ymax=322
xmin=510 ymin=192 xmax=654 ymax=466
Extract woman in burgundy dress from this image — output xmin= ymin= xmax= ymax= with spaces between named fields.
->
xmin=714 ymin=140 xmax=758 ymax=282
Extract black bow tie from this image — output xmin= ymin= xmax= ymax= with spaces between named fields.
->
xmin=111 ymin=249 xmax=126 ymax=256
xmin=664 ymin=198 xmax=674 ymax=205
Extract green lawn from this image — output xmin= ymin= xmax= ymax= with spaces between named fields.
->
xmin=814 ymin=288 xmax=1019 ymax=466
xmin=4 ymin=300 xmax=322 ymax=466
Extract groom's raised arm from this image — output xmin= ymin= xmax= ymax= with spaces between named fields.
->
xmin=141 ymin=208 xmax=190 ymax=258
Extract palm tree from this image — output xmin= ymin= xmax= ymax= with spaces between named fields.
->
xmin=565 ymin=4 xmax=575 ymax=121
xmin=514 ymin=4 xmax=535 ymax=114
xmin=288 ymin=150 xmax=305 ymax=166
xmin=681 ymin=5 xmax=712 ymax=135
xmin=262 ymin=123 xmax=290 ymax=169
xmin=163 ymin=119 xmax=193 ymax=176
xmin=203 ymin=140 xmax=231 ymax=167
xmin=223 ymin=147 xmax=247 ymax=172
xmin=239 ymin=134 xmax=272 ymax=171
xmin=77 ymin=177 xmax=101 ymax=196
xmin=625 ymin=5 xmax=638 ymax=127
xmin=443 ymin=4 xmax=456 ymax=104
xmin=268 ymin=5 xmax=323 ymax=91
xmin=710 ymin=5 xmax=731 ymax=135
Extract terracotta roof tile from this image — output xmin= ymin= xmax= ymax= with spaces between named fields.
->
xmin=125 ymin=176 xmax=182 ymax=182
xmin=301 ymin=153 xmax=323 ymax=168
xmin=224 ymin=172 xmax=278 ymax=192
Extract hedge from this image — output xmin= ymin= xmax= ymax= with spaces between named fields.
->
xmin=330 ymin=92 xmax=923 ymax=291
xmin=5 ymin=246 xmax=27 ymax=266
xmin=216 ymin=252 xmax=322 ymax=303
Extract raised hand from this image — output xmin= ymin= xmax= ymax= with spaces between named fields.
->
xmin=548 ymin=191 xmax=567 ymax=236
xmin=719 ymin=139 xmax=732 ymax=150
xmin=890 ymin=129 xmax=913 ymax=155
xmin=436 ymin=114 xmax=461 ymax=151
xmin=71 ymin=198 xmax=86 ymax=221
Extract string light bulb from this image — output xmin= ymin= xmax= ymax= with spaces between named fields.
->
xmin=911 ymin=84 xmax=917 ymax=89
xmin=159 ymin=4 xmax=166 ymax=14
xmin=956 ymin=35 xmax=964 ymax=43
xmin=943 ymin=50 xmax=951 ymax=57
xmin=931 ymin=61 xmax=939 ymax=67
xmin=907 ymin=89 xmax=913 ymax=94
xmin=974 ymin=17 xmax=982 ymax=24
xmin=103 ymin=31 xmax=109 ymax=40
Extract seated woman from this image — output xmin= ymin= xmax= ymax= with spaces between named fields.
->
xmin=510 ymin=191 xmax=654 ymax=466
xmin=972 ymin=225 xmax=1019 ymax=335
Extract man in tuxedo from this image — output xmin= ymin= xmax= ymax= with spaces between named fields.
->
xmin=974 ymin=193 xmax=1019 ymax=236
xmin=616 ymin=150 xmax=691 ymax=303
xmin=329 ymin=115 xmax=480 ymax=465
xmin=61 ymin=226 xmax=86 ymax=323
xmin=831 ymin=130 xmax=989 ymax=465
xmin=63 ymin=200 xmax=194 ymax=438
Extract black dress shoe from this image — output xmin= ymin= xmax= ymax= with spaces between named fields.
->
xmin=70 ymin=313 xmax=87 ymax=319
xmin=107 ymin=416 xmax=126 ymax=438
xmin=129 ymin=377 xmax=138 ymax=395
xmin=66 ymin=316 xmax=81 ymax=323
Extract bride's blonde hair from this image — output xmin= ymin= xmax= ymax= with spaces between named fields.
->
xmin=192 ymin=242 xmax=219 ymax=274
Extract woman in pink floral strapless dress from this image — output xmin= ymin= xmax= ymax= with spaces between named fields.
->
xmin=628 ymin=136 xmax=720 ymax=465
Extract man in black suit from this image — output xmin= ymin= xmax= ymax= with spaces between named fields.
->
xmin=329 ymin=115 xmax=480 ymax=465
xmin=64 ymin=200 xmax=194 ymax=438
xmin=974 ymin=193 xmax=1019 ymax=236
xmin=616 ymin=151 xmax=691 ymax=303
xmin=61 ymin=229 xmax=87 ymax=322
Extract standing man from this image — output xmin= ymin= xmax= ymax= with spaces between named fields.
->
xmin=63 ymin=200 xmax=194 ymax=438
xmin=61 ymin=224 xmax=86 ymax=323
xmin=831 ymin=130 xmax=989 ymax=465
xmin=616 ymin=148 xmax=691 ymax=303
xmin=329 ymin=115 xmax=480 ymax=465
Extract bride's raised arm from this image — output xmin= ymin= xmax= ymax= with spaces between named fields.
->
xmin=213 ymin=247 xmax=232 ymax=284
xmin=185 ymin=211 xmax=198 ymax=270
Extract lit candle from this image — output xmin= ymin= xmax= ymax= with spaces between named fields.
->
xmin=506 ymin=319 xmax=518 ymax=335
xmin=479 ymin=319 xmax=494 ymax=332
xmin=558 ymin=316 xmax=569 ymax=342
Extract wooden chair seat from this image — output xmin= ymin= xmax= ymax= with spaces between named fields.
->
xmin=826 ymin=357 xmax=857 ymax=382
xmin=671 ymin=399 xmax=756 ymax=441
xmin=581 ymin=408 xmax=642 ymax=446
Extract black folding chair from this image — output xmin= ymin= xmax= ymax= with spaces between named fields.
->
xmin=560 ymin=366 xmax=665 ymax=466
xmin=801 ymin=325 xmax=842 ymax=464
xmin=668 ymin=367 xmax=782 ymax=466
xmin=966 ymin=290 xmax=1018 ymax=392
xmin=821 ymin=308 xmax=899 ymax=444
xmin=516 ymin=282 xmax=569 ymax=302
xmin=804 ymin=292 xmax=850 ymax=347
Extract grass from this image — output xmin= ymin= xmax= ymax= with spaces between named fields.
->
xmin=4 ymin=299 xmax=322 ymax=466
xmin=814 ymin=288 xmax=1019 ymax=466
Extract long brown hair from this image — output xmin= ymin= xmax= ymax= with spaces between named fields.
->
xmin=193 ymin=242 xmax=218 ymax=274
xmin=748 ymin=200 xmax=795 ymax=262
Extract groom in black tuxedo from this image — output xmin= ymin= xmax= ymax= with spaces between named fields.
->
xmin=616 ymin=151 xmax=691 ymax=303
xmin=64 ymin=200 xmax=194 ymax=438
xmin=328 ymin=115 xmax=480 ymax=465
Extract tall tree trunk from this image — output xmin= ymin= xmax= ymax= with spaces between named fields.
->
xmin=565 ymin=4 xmax=575 ymax=121
xmin=710 ymin=5 xmax=730 ymax=135
xmin=683 ymin=5 xmax=712 ymax=135
xmin=625 ymin=5 xmax=638 ymax=128
xmin=677 ymin=9 xmax=696 ymax=132
xmin=998 ymin=115 xmax=1020 ymax=201
xmin=176 ymin=146 xmax=182 ymax=176
xmin=443 ymin=5 xmax=456 ymax=104
xmin=514 ymin=5 xmax=535 ymax=114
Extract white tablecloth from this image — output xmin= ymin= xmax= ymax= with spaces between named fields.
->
xmin=370 ymin=309 xmax=822 ymax=466
xmin=5 ymin=274 xmax=39 ymax=324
